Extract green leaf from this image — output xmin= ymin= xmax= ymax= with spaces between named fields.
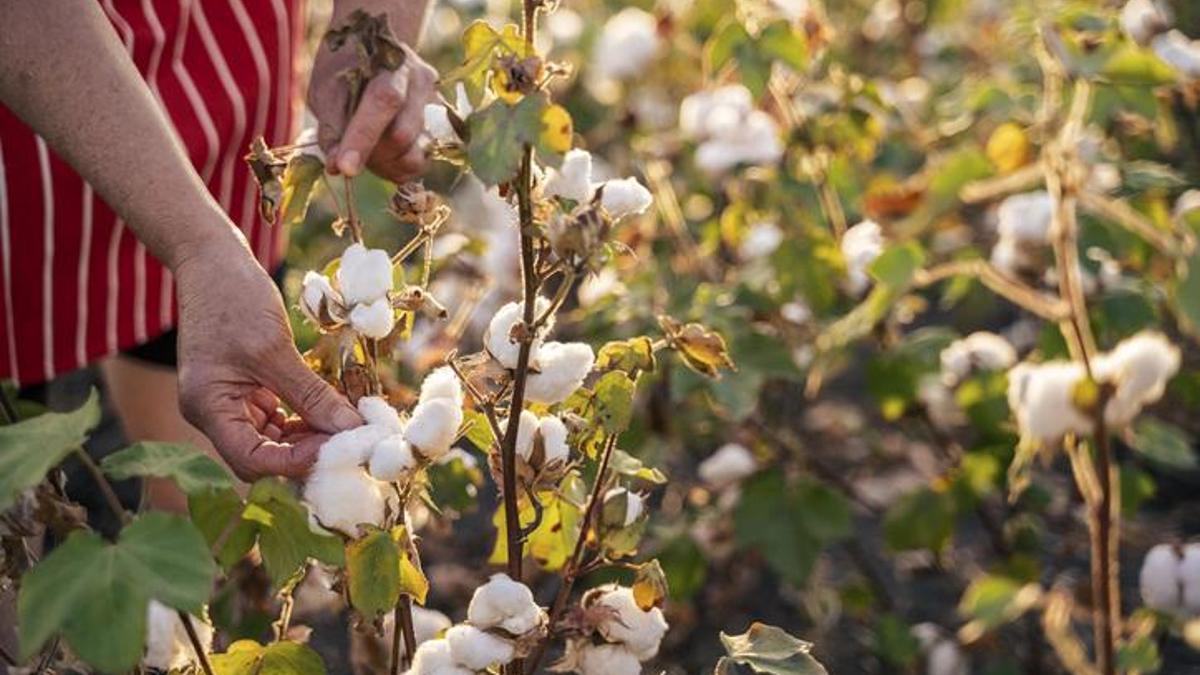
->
xmin=594 ymin=371 xmax=636 ymax=435
xmin=1101 ymin=46 xmax=1177 ymax=86
xmin=873 ymin=615 xmax=920 ymax=668
xmin=706 ymin=21 xmax=750 ymax=72
xmin=1123 ymin=161 xmax=1186 ymax=190
xmin=759 ymin=21 xmax=808 ymax=71
xmin=596 ymin=337 xmax=657 ymax=375
xmin=18 ymin=512 xmax=216 ymax=672
xmin=1117 ymin=634 xmax=1161 ymax=672
xmin=346 ymin=527 xmax=402 ymax=616
xmin=883 ymin=488 xmax=957 ymax=553
xmin=608 ymin=448 xmax=668 ymax=484
xmin=1127 ymin=418 xmax=1197 ymax=469
xmin=734 ymin=473 xmax=849 ymax=585
xmin=958 ymin=575 xmax=1040 ymax=635
xmin=719 ymin=623 xmax=828 ymax=675
xmin=1173 ymin=247 xmax=1200 ymax=342
xmin=0 ymin=388 xmax=100 ymax=511
xmin=868 ymin=242 xmax=926 ymax=289
xmin=211 ymin=640 xmax=326 ymax=675
xmin=190 ymin=487 xmax=258 ymax=570
xmin=102 ymin=442 xmax=235 ymax=495
xmin=489 ymin=488 xmax=582 ymax=571
xmin=462 ymin=409 xmax=496 ymax=451
xmin=247 ymin=480 xmax=344 ymax=587
xmin=467 ymin=95 xmax=546 ymax=186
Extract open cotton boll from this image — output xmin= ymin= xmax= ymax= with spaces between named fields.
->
xmin=368 ymin=435 xmax=417 ymax=481
xmin=467 ymin=573 xmax=544 ymax=635
xmin=1152 ymin=30 xmax=1200 ymax=79
xmin=1181 ymin=545 xmax=1200 ymax=613
xmin=1140 ymin=544 xmax=1182 ymax=611
xmin=405 ymin=399 xmax=463 ymax=460
xmin=1095 ymin=331 xmax=1180 ymax=427
xmin=603 ymin=488 xmax=644 ymax=527
xmin=300 ymin=271 xmax=340 ymax=324
xmin=408 ymin=639 xmax=474 ymax=675
xmin=384 ymin=605 xmax=452 ymax=656
xmin=503 ymin=410 xmax=540 ymax=463
xmin=693 ymin=113 xmax=783 ymax=174
xmin=591 ymin=7 xmax=661 ymax=80
xmin=337 ymin=243 xmax=393 ymax=305
xmin=598 ymin=177 xmax=653 ymax=219
xmin=485 ymin=298 xmax=554 ymax=369
xmin=304 ymin=466 xmax=388 ymax=534
xmin=314 ymin=424 xmax=392 ymax=471
xmin=538 ymin=415 xmax=570 ymax=466
xmin=445 ymin=624 xmax=516 ymax=670
xmin=679 ymin=86 xmax=754 ymax=139
xmin=420 ymin=366 xmax=464 ymax=408
xmin=358 ymin=396 xmax=403 ymax=432
xmin=1006 ymin=361 xmax=1093 ymax=446
xmin=926 ymin=640 xmax=969 ymax=675
xmin=739 ymin=222 xmax=784 ymax=260
xmin=526 ymin=342 xmax=595 ymax=404
xmin=544 ymin=149 xmax=595 ymax=202
xmin=996 ymin=191 xmax=1053 ymax=243
xmin=939 ymin=332 xmax=1017 ymax=383
xmin=841 ymin=220 xmax=884 ymax=296
xmin=144 ymin=600 xmax=213 ymax=671
xmin=918 ymin=375 xmax=966 ymax=432
xmin=576 ymin=643 xmax=642 ymax=675
xmin=1121 ymin=0 xmax=1172 ymax=45
xmin=698 ymin=443 xmax=757 ymax=489
xmin=424 ymin=104 xmax=460 ymax=145
xmin=350 ymin=297 xmax=396 ymax=339
xmin=593 ymin=586 xmax=668 ymax=660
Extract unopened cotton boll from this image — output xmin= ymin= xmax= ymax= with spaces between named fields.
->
xmin=576 ymin=643 xmax=642 ymax=675
xmin=144 ymin=600 xmax=213 ymax=671
xmin=538 ymin=415 xmax=570 ymax=466
xmin=358 ymin=396 xmax=403 ymax=432
xmin=603 ymin=488 xmax=644 ymax=528
xmin=1140 ymin=544 xmax=1182 ymax=611
xmin=598 ymin=177 xmax=653 ymax=219
xmin=338 ymin=243 xmax=393 ymax=305
xmin=485 ymin=298 xmax=554 ymax=369
xmin=300 ymin=271 xmax=340 ymax=324
xmin=841 ymin=220 xmax=884 ymax=296
xmin=940 ymin=332 xmax=1017 ymax=383
xmin=1153 ymin=30 xmax=1200 ymax=80
xmin=467 ymin=573 xmax=544 ymax=635
xmin=592 ymin=585 xmax=669 ymax=660
xmin=526 ymin=341 xmax=595 ymax=404
xmin=1122 ymin=0 xmax=1172 ymax=45
xmin=350 ymin=297 xmax=396 ymax=339
xmin=544 ymin=149 xmax=595 ymax=202
xmin=592 ymin=7 xmax=661 ymax=80
xmin=408 ymin=639 xmax=474 ymax=675
xmin=420 ymin=366 xmax=464 ymax=408
xmin=445 ymin=624 xmax=516 ymax=670
xmin=368 ymin=435 xmax=416 ymax=481
xmin=698 ymin=443 xmax=757 ymax=489
xmin=405 ymin=398 xmax=463 ymax=460
xmin=303 ymin=466 xmax=388 ymax=534
xmin=315 ymin=424 xmax=392 ymax=471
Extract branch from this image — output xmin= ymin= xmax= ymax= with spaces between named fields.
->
xmin=913 ymin=260 xmax=1069 ymax=322
xmin=1077 ymin=190 xmax=1182 ymax=257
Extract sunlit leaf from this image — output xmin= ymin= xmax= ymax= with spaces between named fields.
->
xmin=0 ymin=389 xmax=100 ymax=511
xmin=101 ymin=441 xmax=234 ymax=495
xmin=211 ymin=640 xmax=326 ymax=675
xmin=719 ymin=623 xmax=828 ymax=675
xmin=346 ymin=527 xmax=402 ymax=616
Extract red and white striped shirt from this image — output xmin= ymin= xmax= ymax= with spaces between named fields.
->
xmin=0 ymin=0 xmax=304 ymax=385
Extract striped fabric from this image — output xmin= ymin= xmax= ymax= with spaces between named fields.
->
xmin=0 ymin=0 xmax=305 ymax=385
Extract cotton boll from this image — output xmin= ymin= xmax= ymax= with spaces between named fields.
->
xmin=576 ymin=643 xmax=642 ymax=675
xmin=739 ymin=222 xmax=783 ymax=260
xmin=368 ymin=435 xmax=417 ymax=481
xmin=693 ymin=113 xmax=783 ymax=174
xmin=841 ymin=220 xmax=884 ymax=296
xmin=420 ymin=366 xmax=465 ymax=408
xmin=304 ymin=466 xmax=388 ymax=534
xmin=544 ymin=149 xmax=595 ymax=202
xmin=926 ymin=639 xmax=969 ymax=675
xmin=315 ymin=424 xmax=392 ymax=471
xmin=918 ymin=375 xmax=966 ymax=432
xmin=1181 ymin=544 xmax=1200 ymax=614
xmin=1095 ymin=331 xmax=1181 ymax=427
xmin=467 ymin=573 xmax=544 ymax=635
xmin=408 ymin=639 xmax=474 ymax=675
xmin=424 ymin=104 xmax=459 ymax=145
xmin=598 ymin=177 xmax=653 ymax=219
xmin=338 ymin=243 xmax=393 ymax=305
xmin=526 ymin=342 xmax=595 ymax=404
xmin=698 ymin=443 xmax=757 ymax=489
xmin=445 ymin=624 xmax=516 ymax=670
xmin=300 ymin=271 xmax=340 ymax=325
xmin=996 ymin=191 xmax=1053 ymax=243
xmin=350 ymin=297 xmax=396 ymax=339
xmin=1140 ymin=544 xmax=1182 ymax=611
xmin=383 ymin=605 xmax=452 ymax=657
xmin=405 ymin=399 xmax=463 ymax=460
xmin=680 ymin=86 xmax=754 ymax=139
xmin=1006 ymin=361 xmax=1093 ymax=446
xmin=1153 ymin=31 xmax=1200 ymax=79
xmin=358 ymin=396 xmax=403 ymax=432
xmin=603 ymin=488 xmax=644 ymax=528
xmin=1122 ymin=0 xmax=1172 ymax=45
xmin=144 ymin=600 xmax=213 ymax=671
xmin=592 ymin=586 xmax=668 ymax=660
xmin=592 ymin=7 xmax=661 ymax=80
xmin=939 ymin=332 xmax=1017 ymax=383
xmin=485 ymin=298 xmax=554 ymax=369
xmin=501 ymin=410 xmax=540 ymax=463
xmin=538 ymin=415 xmax=570 ymax=466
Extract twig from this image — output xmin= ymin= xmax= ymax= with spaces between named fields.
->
xmin=0 ymin=386 xmax=17 ymax=424
xmin=959 ymin=164 xmax=1043 ymax=204
xmin=32 ymin=637 xmax=59 ymax=675
xmin=913 ymin=259 xmax=1069 ymax=322
xmin=1077 ymin=190 xmax=1182 ymax=257
xmin=180 ymin=612 xmax=216 ymax=675
xmin=73 ymin=448 xmax=129 ymax=527
xmin=392 ymin=596 xmax=417 ymax=673
xmin=344 ymin=176 xmax=364 ymax=243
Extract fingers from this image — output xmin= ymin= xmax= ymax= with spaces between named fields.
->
xmin=330 ymin=66 xmax=412 ymax=176
xmin=262 ymin=349 xmax=362 ymax=436
xmin=367 ymin=143 xmax=429 ymax=184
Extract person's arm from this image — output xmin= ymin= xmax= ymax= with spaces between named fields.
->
xmin=0 ymin=0 xmax=361 ymax=480
xmin=308 ymin=0 xmax=439 ymax=181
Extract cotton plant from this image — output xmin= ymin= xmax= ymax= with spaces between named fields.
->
xmin=678 ymin=85 xmax=784 ymax=174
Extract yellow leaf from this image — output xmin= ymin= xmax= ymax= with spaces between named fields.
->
xmin=539 ymin=104 xmax=573 ymax=154
xmin=659 ymin=316 xmax=736 ymax=379
xmin=985 ymin=122 xmax=1030 ymax=174
xmin=632 ymin=559 xmax=669 ymax=610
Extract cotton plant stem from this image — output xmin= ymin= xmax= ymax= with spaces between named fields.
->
xmin=524 ymin=435 xmax=620 ymax=675
xmin=1077 ymin=190 xmax=1182 ymax=257
xmin=180 ymin=613 xmax=216 ymax=675
xmin=959 ymin=164 xmax=1043 ymax=204
xmin=344 ymin=176 xmax=364 ymax=243
xmin=912 ymin=260 xmax=1069 ymax=322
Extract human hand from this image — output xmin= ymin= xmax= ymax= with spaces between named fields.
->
xmin=308 ymin=39 xmax=439 ymax=182
xmin=174 ymin=234 xmax=362 ymax=481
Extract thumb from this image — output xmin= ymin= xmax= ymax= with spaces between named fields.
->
xmin=265 ymin=350 xmax=362 ymax=435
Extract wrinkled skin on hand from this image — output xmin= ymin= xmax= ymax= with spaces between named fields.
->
xmin=308 ymin=39 xmax=439 ymax=183
xmin=174 ymin=236 xmax=362 ymax=481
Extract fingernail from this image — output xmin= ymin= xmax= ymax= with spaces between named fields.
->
xmin=338 ymin=150 xmax=362 ymax=176
xmin=332 ymin=405 xmax=363 ymax=431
